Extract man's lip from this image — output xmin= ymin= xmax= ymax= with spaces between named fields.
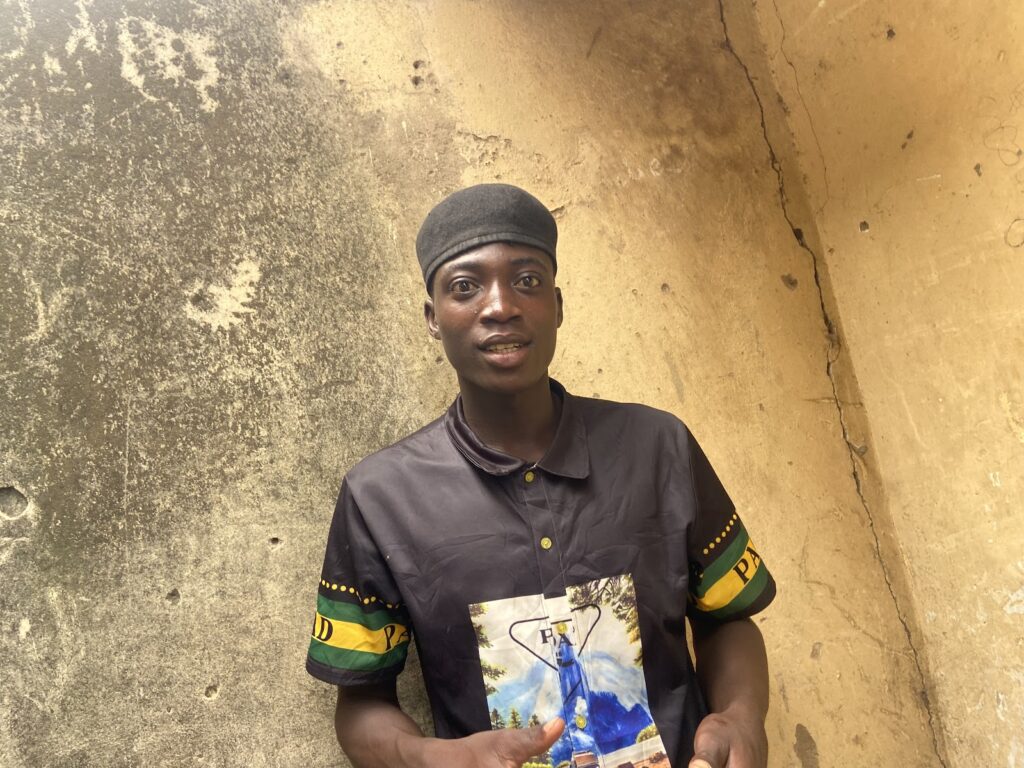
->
xmin=479 ymin=340 xmax=531 ymax=368
xmin=478 ymin=335 xmax=531 ymax=350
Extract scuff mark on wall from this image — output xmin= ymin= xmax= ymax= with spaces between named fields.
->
xmin=27 ymin=277 xmax=71 ymax=343
xmin=980 ymin=81 xmax=1024 ymax=167
xmin=27 ymin=587 xmax=84 ymax=717
xmin=663 ymin=350 xmax=687 ymax=405
xmin=998 ymin=392 xmax=1024 ymax=445
xmin=983 ymin=125 xmax=1022 ymax=167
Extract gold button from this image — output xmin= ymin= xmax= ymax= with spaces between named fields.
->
xmin=540 ymin=536 xmax=553 ymax=550
xmin=524 ymin=470 xmax=536 ymax=483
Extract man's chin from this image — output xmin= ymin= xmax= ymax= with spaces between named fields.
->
xmin=461 ymin=369 xmax=549 ymax=398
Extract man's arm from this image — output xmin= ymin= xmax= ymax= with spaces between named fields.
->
xmin=334 ymin=681 xmax=564 ymax=768
xmin=688 ymin=616 xmax=770 ymax=768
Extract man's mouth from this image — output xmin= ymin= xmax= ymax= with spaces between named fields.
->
xmin=483 ymin=342 xmax=526 ymax=352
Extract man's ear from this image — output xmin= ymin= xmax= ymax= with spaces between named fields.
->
xmin=424 ymin=298 xmax=441 ymax=340
xmin=555 ymin=286 xmax=564 ymax=328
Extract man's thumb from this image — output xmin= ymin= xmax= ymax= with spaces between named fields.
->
xmin=503 ymin=717 xmax=565 ymax=761
xmin=689 ymin=739 xmax=728 ymax=768
xmin=536 ymin=717 xmax=565 ymax=750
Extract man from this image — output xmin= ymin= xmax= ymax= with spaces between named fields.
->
xmin=306 ymin=184 xmax=776 ymax=768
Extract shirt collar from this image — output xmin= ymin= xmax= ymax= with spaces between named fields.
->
xmin=443 ymin=379 xmax=590 ymax=479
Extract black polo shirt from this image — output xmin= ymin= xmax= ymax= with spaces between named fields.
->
xmin=306 ymin=381 xmax=775 ymax=767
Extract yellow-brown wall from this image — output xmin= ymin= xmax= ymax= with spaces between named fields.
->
xmin=2 ymin=1 xmax=1015 ymax=766
xmin=749 ymin=0 xmax=1024 ymax=765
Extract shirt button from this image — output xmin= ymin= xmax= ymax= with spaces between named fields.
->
xmin=524 ymin=470 xmax=536 ymax=483
xmin=540 ymin=536 xmax=553 ymax=550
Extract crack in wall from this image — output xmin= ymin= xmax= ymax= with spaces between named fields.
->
xmin=714 ymin=2 xmax=948 ymax=765
xmin=768 ymin=0 xmax=831 ymax=216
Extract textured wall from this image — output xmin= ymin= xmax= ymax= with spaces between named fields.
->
xmin=749 ymin=0 xmax=1024 ymax=766
xmin=2 ymin=0 xmax=944 ymax=766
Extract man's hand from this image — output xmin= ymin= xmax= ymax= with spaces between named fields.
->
xmin=688 ymin=616 xmax=770 ymax=768
xmin=423 ymin=718 xmax=565 ymax=768
xmin=689 ymin=707 xmax=768 ymax=768
xmin=334 ymin=680 xmax=564 ymax=768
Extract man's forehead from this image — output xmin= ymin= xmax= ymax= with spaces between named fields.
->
xmin=436 ymin=243 xmax=555 ymax=275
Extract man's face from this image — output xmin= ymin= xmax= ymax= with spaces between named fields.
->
xmin=424 ymin=242 xmax=563 ymax=396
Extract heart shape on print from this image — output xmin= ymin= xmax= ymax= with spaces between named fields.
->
xmin=507 ymin=602 xmax=603 ymax=670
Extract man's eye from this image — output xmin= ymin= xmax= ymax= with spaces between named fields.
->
xmin=517 ymin=275 xmax=541 ymax=288
xmin=451 ymin=279 xmax=474 ymax=293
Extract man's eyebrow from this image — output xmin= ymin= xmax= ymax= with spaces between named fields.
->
xmin=439 ymin=256 xmax=486 ymax=274
xmin=440 ymin=253 xmax=551 ymax=274
xmin=510 ymin=255 xmax=549 ymax=268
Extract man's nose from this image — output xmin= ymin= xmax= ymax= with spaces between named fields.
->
xmin=479 ymin=281 xmax=521 ymax=322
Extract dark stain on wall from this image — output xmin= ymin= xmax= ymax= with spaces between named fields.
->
xmin=794 ymin=723 xmax=821 ymax=768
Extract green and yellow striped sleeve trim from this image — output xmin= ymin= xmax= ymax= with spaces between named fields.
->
xmin=307 ymin=592 xmax=411 ymax=673
xmin=691 ymin=521 xmax=771 ymax=619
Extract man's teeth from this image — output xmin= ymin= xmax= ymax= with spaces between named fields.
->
xmin=487 ymin=343 xmax=523 ymax=351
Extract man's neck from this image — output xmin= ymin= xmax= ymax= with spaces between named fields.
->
xmin=458 ymin=375 xmax=561 ymax=465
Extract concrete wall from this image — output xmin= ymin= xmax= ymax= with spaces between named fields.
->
xmin=746 ymin=0 xmax=1024 ymax=765
xmin=1 ymin=0 xmax=997 ymax=766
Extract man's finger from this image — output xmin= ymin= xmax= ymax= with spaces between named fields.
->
xmin=499 ymin=717 xmax=565 ymax=762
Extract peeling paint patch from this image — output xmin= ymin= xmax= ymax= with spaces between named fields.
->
xmin=1006 ymin=218 xmax=1024 ymax=248
xmin=185 ymin=257 xmax=261 ymax=330
xmin=1 ymin=0 xmax=33 ymax=62
xmin=1004 ymin=584 xmax=1024 ymax=615
xmin=117 ymin=17 xmax=221 ymax=113
xmin=18 ymin=618 xmax=31 ymax=640
xmin=65 ymin=0 xmax=100 ymax=57
xmin=999 ymin=392 xmax=1024 ymax=445
xmin=42 ymin=51 xmax=64 ymax=77
xmin=0 ymin=486 xmax=37 ymax=566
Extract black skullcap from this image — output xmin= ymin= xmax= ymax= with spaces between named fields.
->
xmin=416 ymin=183 xmax=557 ymax=290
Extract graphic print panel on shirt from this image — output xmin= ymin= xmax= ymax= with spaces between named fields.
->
xmin=471 ymin=574 xmax=672 ymax=768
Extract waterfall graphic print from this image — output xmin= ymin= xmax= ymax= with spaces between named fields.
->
xmin=470 ymin=574 xmax=672 ymax=768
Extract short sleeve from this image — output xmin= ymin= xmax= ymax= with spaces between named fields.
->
xmin=684 ymin=429 xmax=776 ymax=621
xmin=305 ymin=479 xmax=412 ymax=686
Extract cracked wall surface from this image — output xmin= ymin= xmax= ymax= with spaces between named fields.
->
xmin=746 ymin=0 xmax=1024 ymax=766
xmin=0 ymin=0 xmax=950 ymax=765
